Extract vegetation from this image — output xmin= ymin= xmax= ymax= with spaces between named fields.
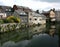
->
xmin=6 ymin=16 xmax=20 ymax=23
xmin=0 ymin=19 xmax=4 ymax=24
xmin=0 ymin=16 xmax=20 ymax=23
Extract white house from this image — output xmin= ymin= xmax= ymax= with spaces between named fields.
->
xmin=28 ymin=12 xmax=46 ymax=25
xmin=49 ymin=10 xmax=56 ymax=22
xmin=0 ymin=13 xmax=7 ymax=19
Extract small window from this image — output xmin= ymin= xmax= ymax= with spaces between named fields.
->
xmin=9 ymin=9 xmax=11 ymax=11
xmin=35 ymin=18 xmax=37 ymax=20
xmin=30 ymin=18 xmax=32 ymax=20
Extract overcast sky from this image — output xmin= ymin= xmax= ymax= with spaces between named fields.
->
xmin=0 ymin=0 xmax=60 ymax=11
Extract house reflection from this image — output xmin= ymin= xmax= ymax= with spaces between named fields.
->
xmin=48 ymin=24 xmax=56 ymax=37
xmin=49 ymin=28 xmax=55 ymax=37
xmin=27 ymin=25 xmax=46 ymax=39
xmin=32 ymin=25 xmax=46 ymax=34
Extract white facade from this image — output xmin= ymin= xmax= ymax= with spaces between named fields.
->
xmin=28 ymin=12 xmax=46 ymax=25
xmin=50 ymin=11 xmax=55 ymax=18
xmin=0 ymin=13 xmax=7 ymax=19
xmin=50 ymin=10 xmax=56 ymax=22
xmin=32 ymin=16 xmax=46 ymax=24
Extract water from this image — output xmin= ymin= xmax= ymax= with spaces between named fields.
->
xmin=0 ymin=24 xmax=60 ymax=47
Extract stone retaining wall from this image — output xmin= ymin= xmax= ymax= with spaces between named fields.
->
xmin=0 ymin=23 xmax=21 ymax=32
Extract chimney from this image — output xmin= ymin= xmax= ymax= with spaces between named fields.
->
xmin=13 ymin=5 xmax=18 ymax=10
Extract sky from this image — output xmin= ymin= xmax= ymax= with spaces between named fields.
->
xmin=0 ymin=0 xmax=60 ymax=11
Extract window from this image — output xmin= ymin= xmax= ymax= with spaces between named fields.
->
xmin=35 ymin=18 xmax=37 ymax=20
xmin=30 ymin=18 xmax=32 ymax=20
xmin=9 ymin=9 xmax=11 ymax=11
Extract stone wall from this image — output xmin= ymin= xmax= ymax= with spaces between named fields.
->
xmin=0 ymin=23 xmax=21 ymax=32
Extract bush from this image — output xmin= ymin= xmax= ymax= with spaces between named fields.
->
xmin=0 ymin=19 xmax=4 ymax=24
xmin=3 ymin=19 xmax=8 ymax=23
xmin=6 ymin=16 xmax=20 ymax=23
xmin=0 ymin=16 xmax=20 ymax=23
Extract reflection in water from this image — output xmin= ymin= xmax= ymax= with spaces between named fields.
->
xmin=48 ymin=25 xmax=56 ymax=37
xmin=57 ymin=24 xmax=60 ymax=47
xmin=0 ymin=24 xmax=59 ymax=47
xmin=2 ymin=41 xmax=15 ymax=47
xmin=27 ymin=33 xmax=58 ymax=47
xmin=2 ymin=40 xmax=30 ymax=47
xmin=32 ymin=25 xmax=46 ymax=34
xmin=49 ymin=28 xmax=55 ymax=37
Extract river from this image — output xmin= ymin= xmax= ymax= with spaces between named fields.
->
xmin=0 ymin=23 xmax=60 ymax=47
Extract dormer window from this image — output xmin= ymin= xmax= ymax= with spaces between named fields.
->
xmin=20 ymin=12 xmax=26 ymax=15
xmin=9 ymin=9 xmax=11 ymax=11
xmin=20 ymin=12 xmax=23 ymax=15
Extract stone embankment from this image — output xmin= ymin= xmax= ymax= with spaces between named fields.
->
xmin=0 ymin=23 xmax=21 ymax=32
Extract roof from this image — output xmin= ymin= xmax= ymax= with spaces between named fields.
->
xmin=17 ymin=5 xmax=29 ymax=9
xmin=0 ymin=5 xmax=12 ymax=13
xmin=55 ymin=10 xmax=60 ymax=13
xmin=15 ymin=9 xmax=27 ymax=15
xmin=32 ymin=12 xmax=47 ymax=19
xmin=13 ymin=5 xmax=33 ymax=12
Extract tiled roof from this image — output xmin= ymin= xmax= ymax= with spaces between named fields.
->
xmin=15 ymin=9 xmax=27 ymax=15
xmin=32 ymin=12 xmax=47 ymax=19
xmin=0 ymin=5 xmax=12 ymax=12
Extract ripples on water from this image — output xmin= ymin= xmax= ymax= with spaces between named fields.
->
xmin=0 ymin=24 xmax=60 ymax=47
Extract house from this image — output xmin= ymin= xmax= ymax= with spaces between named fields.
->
xmin=5 ymin=7 xmax=13 ymax=16
xmin=55 ymin=10 xmax=60 ymax=22
xmin=42 ymin=9 xmax=56 ymax=23
xmin=28 ymin=12 xmax=46 ymax=25
xmin=12 ymin=5 xmax=32 ymax=13
xmin=12 ymin=5 xmax=46 ymax=25
xmin=49 ymin=9 xmax=56 ymax=22
xmin=12 ymin=9 xmax=28 ymax=25
xmin=0 ymin=6 xmax=8 ymax=19
xmin=50 ymin=9 xmax=60 ymax=22
xmin=32 ymin=12 xmax=46 ymax=24
xmin=0 ymin=5 xmax=13 ymax=18
xmin=0 ymin=13 xmax=7 ymax=19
